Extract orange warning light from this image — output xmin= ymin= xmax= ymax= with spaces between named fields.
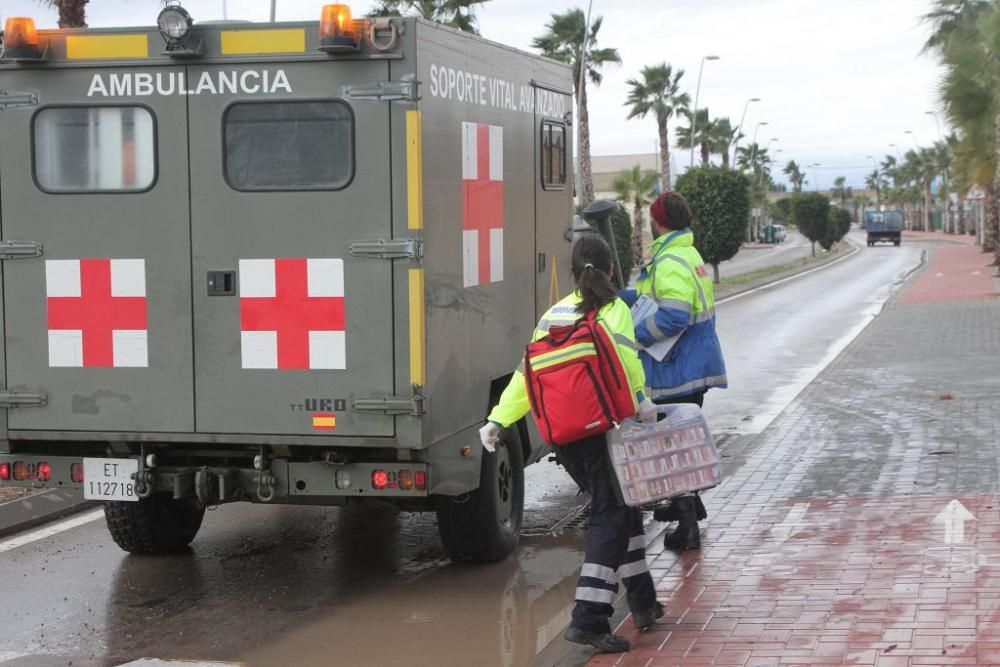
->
xmin=2 ymin=17 xmax=42 ymax=60
xmin=319 ymin=4 xmax=359 ymax=52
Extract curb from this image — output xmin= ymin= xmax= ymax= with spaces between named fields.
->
xmin=0 ymin=488 xmax=97 ymax=540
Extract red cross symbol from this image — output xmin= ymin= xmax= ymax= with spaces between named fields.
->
xmin=462 ymin=122 xmax=504 ymax=287
xmin=240 ymin=259 xmax=345 ymax=370
xmin=47 ymin=259 xmax=147 ymax=367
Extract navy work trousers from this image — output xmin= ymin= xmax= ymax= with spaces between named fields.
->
xmin=556 ymin=433 xmax=657 ymax=633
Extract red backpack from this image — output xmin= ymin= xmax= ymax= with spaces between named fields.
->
xmin=523 ymin=310 xmax=636 ymax=446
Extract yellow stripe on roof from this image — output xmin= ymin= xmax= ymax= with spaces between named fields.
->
xmin=221 ymin=29 xmax=306 ymax=55
xmin=66 ymin=34 xmax=149 ymax=60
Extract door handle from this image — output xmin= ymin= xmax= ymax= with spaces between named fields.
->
xmin=207 ymin=271 xmax=236 ymax=296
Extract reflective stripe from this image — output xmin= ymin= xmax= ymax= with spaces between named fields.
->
xmin=619 ymin=558 xmax=649 ymax=579
xmin=575 ymin=586 xmax=615 ymax=605
xmin=581 ymin=563 xmax=617 ymax=583
xmin=655 ymin=254 xmax=710 ymax=315
xmin=535 ymin=316 xmax=579 ymax=335
xmin=628 ymin=535 xmax=645 ymax=552
xmin=694 ymin=307 xmax=716 ymax=324
xmin=657 ymin=298 xmax=692 ymax=314
xmin=643 ymin=314 xmax=668 ymax=342
xmin=613 ymin=333 xmax=638 ymax=351
xmin=530 ymin=342 xmax=596 ymax=370
xmin=651 ymin=374 xmax=728 ymax=399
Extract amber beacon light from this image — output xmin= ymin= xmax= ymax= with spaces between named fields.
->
xmin=2 ymin=17 xmax=43 ymax=61
xmin=319 ymin=4 xmax=359 ymax=52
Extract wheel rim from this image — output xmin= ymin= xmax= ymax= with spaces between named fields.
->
xmin=495 ymin=443 xmax=514 ymax=529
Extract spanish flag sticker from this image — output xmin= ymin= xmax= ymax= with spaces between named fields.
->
xmin=312 ymin=413 xmax=336 ymax=431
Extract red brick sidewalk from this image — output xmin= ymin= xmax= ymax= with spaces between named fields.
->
xmin=899 ymin=243 xmax=996 ymax=305
xmin=902 ymin=231 xmax=977 ymax=246
xmin=594 ymin=495 xmax=1000 ymax=666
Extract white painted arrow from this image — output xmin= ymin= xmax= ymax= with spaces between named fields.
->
xmin=934 ymin=499 xmax=976 ymax=544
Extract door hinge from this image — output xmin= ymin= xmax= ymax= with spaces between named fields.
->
xmin=0 ymin=240 xmax=43 ymax=260
xmin=0 ymin=90 xmax=39 ymax=110
xmin=352 ymin=395 xmax=425 ymax=416
xmin=348 ymin=238 xmax=422 ymax=260
xmin=343 ymin=74 xmax=418 ymax=103
xmin=0 ymin=391 xmax=48 ymax=409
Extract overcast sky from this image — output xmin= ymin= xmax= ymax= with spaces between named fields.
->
xmin=4 ymin=0 xmax=943 ymax=188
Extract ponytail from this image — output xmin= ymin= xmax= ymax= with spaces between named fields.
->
xmin=571 ymin=235 xmax=617 ymax=315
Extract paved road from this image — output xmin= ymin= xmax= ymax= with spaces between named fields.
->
xmin=0 ymin=234 xmax=924 ymax=667
xmin=717 ymin=229 xmax=814 ymax=280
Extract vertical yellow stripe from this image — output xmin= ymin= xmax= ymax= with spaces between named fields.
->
xmin=409 ymin=268 xmax=426 ymax=386
xmin=406 ymin=110 xmax=424 ymax=230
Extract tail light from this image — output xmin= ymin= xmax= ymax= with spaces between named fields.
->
xmin=371 ymin=469 xmax=388 ymax=490
xmin=398 ymin=469 xmax=413 ymax=491
xmin=71 ymin=463 xmax=84 ymax=483
xmin=415 ymin=471 xmax=427 ymax=490
xmin=12 ymin=461 xmax=29 ymax=481
xmin=0 ymin=462 xmax=9 ymax=481
xmin=37 ymin=462 xmax=52 ymax=482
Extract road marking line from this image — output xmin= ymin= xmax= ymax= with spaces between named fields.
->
xmin=0 ymin=509 xmax=103 ymax=554
xmin=116 ymin=660 xmax=243 ymax=666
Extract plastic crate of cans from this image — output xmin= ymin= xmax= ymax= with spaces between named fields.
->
xmin=607 ymin=403 xmax=721 ymax=508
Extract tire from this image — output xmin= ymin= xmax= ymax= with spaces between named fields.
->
xmin=435 ymin=425 xmax=525 ymax=563
xmin=104 ymin=494 xmax=206 ymax=554
xmin=894 ymin=240 xmax=901 ymax=246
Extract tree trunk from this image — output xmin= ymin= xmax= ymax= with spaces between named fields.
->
xmin=578 ymin=81 xmax=594 ymax=206
xmin=58 ymin=0 xmax=89 ymax=28
xmin=700 ymin=142 xmax=710 ymax=166
xmin=711 ymin=263 xmax=720 ymax=284
xmin=924 ymin=180 xmax=933 ymax=232
xmin=632 ymin=203 xmax=644 ymax=267
xmin=983 ymin=182 xmax=998 ymax=254
xmin=721 ymin=150 xmax=730 ymax=169
xmin=658 ymin=122 xmax=670 ymax=192
xmin=993 ymin=112 xmax=1000 ymax=264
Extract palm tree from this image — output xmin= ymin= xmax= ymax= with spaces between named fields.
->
xmin=611 ymin=165 xmax=658 ymax=265
xmin=534 ymin=9 xmax=621 ymax=205
xmin=367 ymin=0 xmax=490 ymax=33
xmin=709 ymin=118 xmax=738 ymax=169
xmin=864 ymin=170 xmax=883 ymax=206
xmin=624 ymin=63 xmax=688 ymax=191
xmin=676 ymin=108 xmax=716 ymax=167
xmin=41 ymin=0 xmax=88 ymax=27
xmin=783 ymin=160 xmax=805 ymax=192
xmin=831 ymin=176 xmax=852 ymax=209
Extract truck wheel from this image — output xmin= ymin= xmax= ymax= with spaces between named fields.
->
xmin=435 ymin=426 xmax=525 ymax=563
xmin=104 ymin=495 xmax=206 ymax=554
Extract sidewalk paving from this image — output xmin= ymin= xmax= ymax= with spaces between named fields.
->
xmin=591 ymin=238 xmax=1000 ymax=666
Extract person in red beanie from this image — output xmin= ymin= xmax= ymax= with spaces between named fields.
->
xmin=617 ymin=190 xmax=728 ymax=550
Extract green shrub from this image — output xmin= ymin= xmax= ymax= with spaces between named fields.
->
xmin=675 ymin=166 xmax=751 ymax=282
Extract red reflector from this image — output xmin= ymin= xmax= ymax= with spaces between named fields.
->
xmin=372 ymin=469 xmax=388 ymax=490
xmin=0 ymin=462 xmax=9 ymax=481
xmin=37 ymin=462 xmax=52 ymax=482
xmin=399 ymin=469 xmax=413 ymax=490
xmin=415 ymin=471 xmax=426 ymax=490
xmin=70 ymin=463 xmax=84 ymax=483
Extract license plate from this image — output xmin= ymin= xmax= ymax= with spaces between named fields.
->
xmin=83 ymin=458 xmax=139 ymax=502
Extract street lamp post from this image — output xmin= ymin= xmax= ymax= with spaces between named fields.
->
xmin=810 ymin=163 xmax=821 ymax=192
xmin=925 ymin=111 xmax=943 ymax=141
xmin=746 ymin=121 xmax=767 ymax=171
xmin=689 ymin=55 xmax=720 ymax=168
xmin=903 ymin=129 xmax=919 ymax=149
xmin=731 ymin=96 xmax=760 ymax=167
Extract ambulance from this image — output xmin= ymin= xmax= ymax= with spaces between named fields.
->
xmin=0 ymin=4 xmax=574 ymax=562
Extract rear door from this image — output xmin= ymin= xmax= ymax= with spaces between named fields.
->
xmin=533 ymin=83 xmax=572 ymax=318
xmin=0 ymin=65 xmax=194 ymax=432
xmin=186 ymin=60 xmax=394 ymax=436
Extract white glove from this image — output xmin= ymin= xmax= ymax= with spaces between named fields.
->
xmin=638 ymin=398 xmax=658 ymax=423
xmin=479 ymin=422 xmax=501 ymax=453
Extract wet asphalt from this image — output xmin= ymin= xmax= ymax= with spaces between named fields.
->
xmin=0 ymin=234 xmax=925 ymax=667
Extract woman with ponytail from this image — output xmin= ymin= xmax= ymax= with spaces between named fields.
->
xmin=482 ymin=234 xmax=662 ymax=653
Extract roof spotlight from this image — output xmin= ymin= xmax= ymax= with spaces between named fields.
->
xmin=157 ymin=2 xmax=193 ymax=49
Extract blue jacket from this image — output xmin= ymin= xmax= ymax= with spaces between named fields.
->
xmin=619 ymin=229 xmax=728 ymax=399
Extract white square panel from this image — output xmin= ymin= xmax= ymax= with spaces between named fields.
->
xmin=309 ymin=331 xmax=346 ymax=369
xmin=463 ymin=230 xmax=479 ymax=288
xmin=490 ymin=228 xmax=504 ymax=283
xmin=307 ymin=259 xmax=344 ymax=297
xmin=112 ymin=329 xmax=148 ymax=367
xmin=48 ymin=330 xmax=83 ymax=367
xmin=110 ymin=259 xmax=146 ymax=297
xmin=45 ymin=260 xmax=81 ymax=298
xmin=239 ymin=259 xmax=276 ymax=298
xmin=241 ymin=330 xmax=277 ymax=369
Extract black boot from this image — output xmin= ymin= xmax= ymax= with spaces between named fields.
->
xmin=632 ymin=601 xmax=665 ymax=629
xmin=564 ymin=627 xmax=631 ymax=653
xmin=661 ymin=497 xmax=701 ymax=550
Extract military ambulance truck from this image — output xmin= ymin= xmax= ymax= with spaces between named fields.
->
xmin=0 ymin=4 xmax=574 ymax=562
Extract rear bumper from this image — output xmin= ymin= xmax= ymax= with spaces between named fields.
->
xmin=0 ymin=453 xmax=430 ymax=504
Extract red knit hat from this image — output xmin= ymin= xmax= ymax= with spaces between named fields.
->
xmin=650 ymin=192 xmax=673 ymax=229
